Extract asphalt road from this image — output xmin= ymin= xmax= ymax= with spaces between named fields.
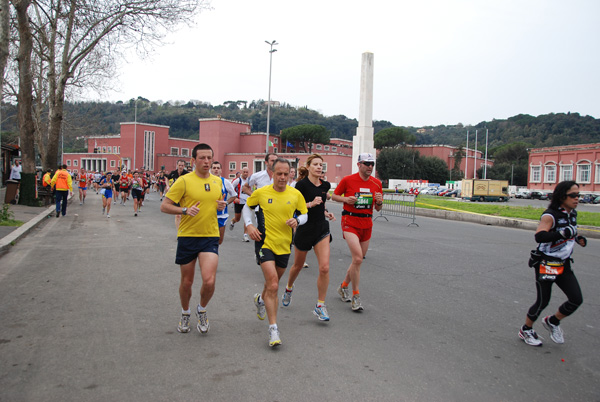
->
xmin=1 ymin=190 xmax=599 ymax=401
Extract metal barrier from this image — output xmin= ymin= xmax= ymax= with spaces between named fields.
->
xmin=374 ymin=193 xmax=419 ymax=226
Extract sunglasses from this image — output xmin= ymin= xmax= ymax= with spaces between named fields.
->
xmin=566 ymin=193 xmax=580 ymax=199
xmin=361 ymin=162 xmax=375 ymax=167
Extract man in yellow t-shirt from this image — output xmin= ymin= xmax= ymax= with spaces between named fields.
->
xmin=242 ymin=158 xmax=308 ymax=347
xmin=160 ymin=143 xmax=227 ymax=335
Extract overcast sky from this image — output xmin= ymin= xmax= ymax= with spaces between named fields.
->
xmin=98 ymin=0 xmax=599 ymax=128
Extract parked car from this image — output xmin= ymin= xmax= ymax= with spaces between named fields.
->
xmin=515 ymin=190 xmax=531 ymax=199
xmin=530 ymin=191 xmax=549 ymax=200
xmin=593 ymin=196 xmax=600 ymax=204
xmin=434 ymin=188 xmax=448 ymax=196
xmin=579 ymin=193 xmax=595 ymax=204
xmin=444 ymin=189 xmax=461 ymax=198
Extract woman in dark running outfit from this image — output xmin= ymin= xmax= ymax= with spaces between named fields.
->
xmin=519 ymin=180 xmax=586 ymax=347
xmin=281 ymin=154 xmax=336 ymax=321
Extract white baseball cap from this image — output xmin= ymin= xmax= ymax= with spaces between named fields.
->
xmin=358 ymin=153 xmax=375 ymax=163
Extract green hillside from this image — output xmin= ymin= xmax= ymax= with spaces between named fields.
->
xmin=1 ymin=99 xmax=598 ymax=154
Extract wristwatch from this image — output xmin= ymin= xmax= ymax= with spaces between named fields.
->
xmin=181 ymin=207 xmax=188 ymax=215
xmin=295 ymin=217 xmax=300 ymax=225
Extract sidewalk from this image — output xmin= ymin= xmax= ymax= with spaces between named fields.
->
xmin=0 ymin=186 xmax=69 ymax=253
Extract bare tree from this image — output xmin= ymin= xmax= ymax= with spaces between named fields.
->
xmin=11 ymin=0 xmax=36 ymax=204
xmin=26 ymin=0 xmax=210 ymax=171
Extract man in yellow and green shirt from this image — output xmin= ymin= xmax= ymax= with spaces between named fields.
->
xmin=242 ymin=158 xmax=308 ymax=347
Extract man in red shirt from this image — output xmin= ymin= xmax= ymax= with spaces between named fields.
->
xmin=332 ymin=153 xmax=383 ymax=311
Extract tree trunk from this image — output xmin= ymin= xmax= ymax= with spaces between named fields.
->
xmin=12 ymin=0 xmax=36 ymax=205
xmin=0 ymin=0 xmax=9 ymax=94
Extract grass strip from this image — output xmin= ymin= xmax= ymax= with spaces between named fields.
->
xmin=401 ymin=196 xmax=600 ymax=227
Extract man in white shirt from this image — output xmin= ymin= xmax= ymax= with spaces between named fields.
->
xmin=9 ymin=160 xmax=22 ymax=181
xmin=243 ymin=153 xmax=278 ymax=195
xmin=230 ymin=167 xmax=251 ymax=241
xmin=210 ymin=161 xmax=238 ymax=245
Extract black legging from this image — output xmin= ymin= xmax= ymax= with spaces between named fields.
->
xmin=527 ymin=261 xmax=583 ymax=322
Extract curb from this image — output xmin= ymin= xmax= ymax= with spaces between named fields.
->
xmin=414 ymin=207 xmax=600 ymax=239
xmin=0 ymin=194 xmax=74 ymax=253
xmin=0 ymin=205 xmax=55 ymax=253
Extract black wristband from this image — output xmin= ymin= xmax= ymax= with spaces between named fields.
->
xmin=535 ymin=230 xmax=562 ymax=243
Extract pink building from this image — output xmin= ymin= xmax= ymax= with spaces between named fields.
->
xmin=63 ymin=118 xmax=355 ymax=184
xmin=412 ymin=144 xmax=489 ymax=179
xmin=528 ymin=143 xmax=600 ymax=194
xmin=64 ymin=122 xmax=198 ymax=173
xmin=197 ymin=118 xmax=353 ymax=184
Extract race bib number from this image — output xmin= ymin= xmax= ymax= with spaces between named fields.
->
xmin=539 ymin=261 xmax=564 ymax=276
xmin=354 ymin=188 xmax=373 ymax=209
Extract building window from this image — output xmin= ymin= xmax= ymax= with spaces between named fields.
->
xmin=273 ymin=138 xmax=278 ymax=144
xmin=560 ymin=165 xmax=573 ymax=181
xmin=171 ymin=147 xmax=179 ymax=156
xmin=229 ymin=162 xmax=236 ymax=171
xmin=73 ymin=159 xmax=78 ymax=167
xmin=595 ymin=164 xmax=600 ymax=184
xmin=332 ymin=146 xmax=337 ymax=152
xmin=316 ymin=144 xmax=322 ymax=150
xmin=322 ymin=162 xmax=328 ymax=172
xmin=229 ymin=174 xmax=235 ymax=179
xmin=324 ymin=145 xmax=330 ymax=151
xmin=144 ymin=131 xmax=155 ymax=171
xmin=530 ymin=165 xmax=541 ymax=183
xmin=180 ymin=148 xmax=189 ymax=157
xmin=577 ymin=163 xmax=591 ymax=183
xmin=110 ymin=160 xmax=116 ymax=167
xmin=66 ymin=160 xmax=71 ymax=166
xmin=274 ymin=148 xmax=277 ymax=153
xmin=107 ymin=146 xmax=112 ymax=153
xmin=241 ymin=162 xmax=248 ymax=169
xmin=102 ymin=146 xmax=106 ymax=153
xmin=118 ymin=146 xmax=121 ymax=154
xmin=544 ymin=164 xmax=556 ymax=183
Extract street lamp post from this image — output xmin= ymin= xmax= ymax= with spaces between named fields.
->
xmin=265 ymin=40 xmax=278 ymax=154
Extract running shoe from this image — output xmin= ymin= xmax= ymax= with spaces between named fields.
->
xmin=337 ymin=284 xmax=351 ymax=302
xmin=177 ymin=313 xmax=191 ymax=333
xmin=196 ymin=308 xmax=209 ymax=334
xmin=519 ymin=326 xmax=542 ymax=346
xmin=102 ymin=207 xmax=105 ymax=214
xmin=254 ymin=293 xmax=266 ymax=320
xmin=313 ymin=304 xmax=330 ymax=321
xmin=243 ymin=234 xmax=250 ymax=242
xmin=229 ymin=221 xmax=235 ymax=231
xmin=79 ymin=202 xmax=82 ymax=205
xmin=107 ymin=214 xmax=110 ymax=218
xmin=542 ymin=316 xmax=564 ymax=344
xmin=268 ymin=327 xmax=281 ymax=347
xmin=56 ymin=211 xmax=60 ymax=218
xmin=134 ymin=213 xmax=138 ymax=217
xmin=281 ymin=286 xmax=293 ymax=307
xmin=303 ymin=262 xmax=309 ymax=268
xmin=351 ymin=294 xmax=364 ymax=311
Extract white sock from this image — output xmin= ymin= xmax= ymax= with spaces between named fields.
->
xmin=198 ymin=304 xmax=206 ymax=312
xmin=269 ymin=324 xmax=278 ymax=330
xmin=182 ymin=308 xmax=191 ymax=315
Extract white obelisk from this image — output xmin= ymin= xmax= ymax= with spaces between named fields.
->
xmin=352 ymin=52 xmax=375 ymax=174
